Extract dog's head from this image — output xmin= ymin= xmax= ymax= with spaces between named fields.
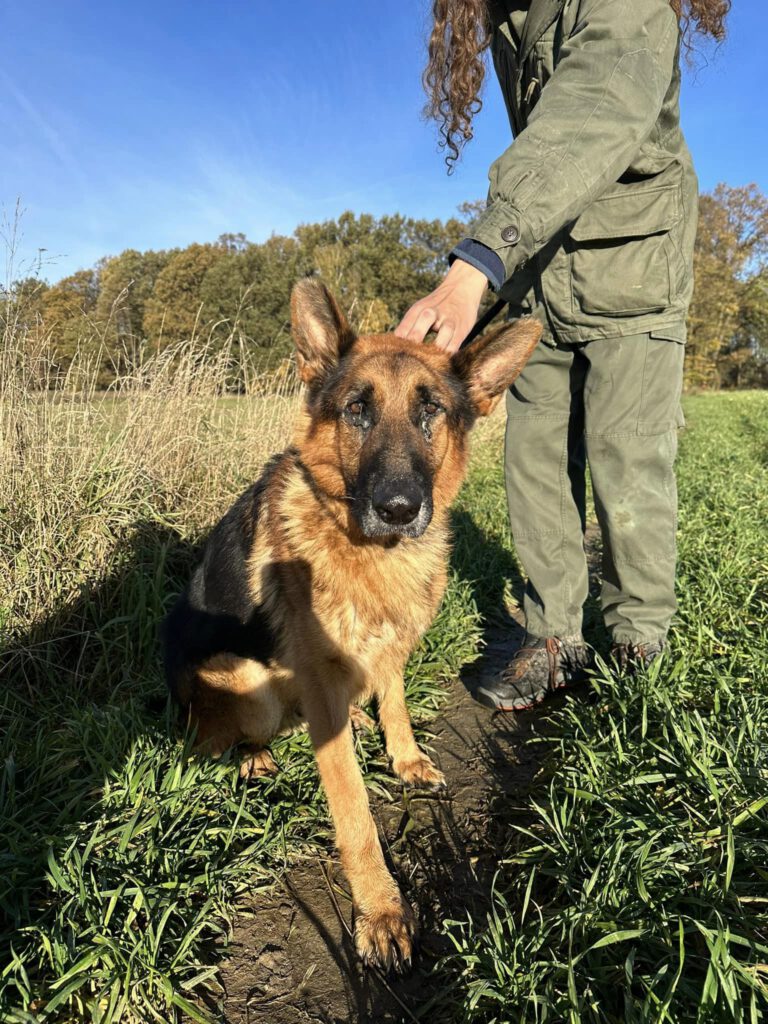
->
xmin=291 ymin=278 xmax=542 ymax=541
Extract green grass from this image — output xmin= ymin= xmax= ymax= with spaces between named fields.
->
xmin=1 ymin=391 xmax=766 ymax=1022
xmin=436 ymin=391 xmax=768 ymax=1023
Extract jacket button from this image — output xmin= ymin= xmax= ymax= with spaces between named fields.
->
xmin=501 ymin=224 xmax=520 ymax=244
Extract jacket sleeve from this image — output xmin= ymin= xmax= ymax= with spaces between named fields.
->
xmin=449 ymin=239 xmax=506 ymax=289
xmin=468 ymin=0 xmax=679 ymax=284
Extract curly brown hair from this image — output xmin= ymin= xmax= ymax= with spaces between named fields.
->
xmin=425 ymin=0 xmax=731 ymax=172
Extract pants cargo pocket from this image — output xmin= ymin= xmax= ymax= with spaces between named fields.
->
xmin=637 ymin=337 xmax=685 ymax=435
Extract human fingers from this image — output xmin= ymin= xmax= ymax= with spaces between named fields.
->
xmin=433 ymin=319 xmax=457 ymax=351
xmin=394 ymin=300 xmax=424 ymax=340
xmin=396 ymin=303 xmax=440 ymax=344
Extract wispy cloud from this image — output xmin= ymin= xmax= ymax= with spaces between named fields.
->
xmin=1 ymin=71 xmax=90 ymax=200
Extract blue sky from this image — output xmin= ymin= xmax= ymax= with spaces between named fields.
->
xmin=1 ymin=0 xmax=764 ymax=283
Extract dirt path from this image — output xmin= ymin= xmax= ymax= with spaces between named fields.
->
xmin=216 ymin=608 xmax=565 ymax=1024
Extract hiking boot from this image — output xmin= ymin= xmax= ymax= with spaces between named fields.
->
xmin=474 ymin=634 xmax=590 ymax=712
xmin=611 ymin=640 xmax=666 ymax=675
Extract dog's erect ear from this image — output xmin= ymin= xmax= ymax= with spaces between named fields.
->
xmin=452 ymin=317 xmax=542 ymax=417
xmin=291 ymin=278 xmax=356 ymax=387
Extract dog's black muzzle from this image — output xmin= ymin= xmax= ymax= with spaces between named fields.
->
xmin=354 ymin=469 xmax=433 ymax=540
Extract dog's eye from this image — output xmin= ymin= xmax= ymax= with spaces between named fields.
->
xmin=346 ymin=400 xmax=365 ymax=416
xmin=423 ymin=401 xmax=440 ymax=416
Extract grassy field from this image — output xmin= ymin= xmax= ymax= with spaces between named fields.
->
xmin=1 ymin=334 xmax=766 ymax=1023
xmin=437 ymin=391 xmax=768 ymax=1023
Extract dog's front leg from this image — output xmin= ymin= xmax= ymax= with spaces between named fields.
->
xmin=376 ymin=661 xmax=446 ymax=791
xmin=303 ymin=668 xmax=416 ymax=970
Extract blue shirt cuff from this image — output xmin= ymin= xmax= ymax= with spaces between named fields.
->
xmin=449 ymin=239 xmax=505 ymax=291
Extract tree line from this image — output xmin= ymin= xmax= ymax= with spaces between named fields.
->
xmin=3 ymin=185 xmax=766 ymax=389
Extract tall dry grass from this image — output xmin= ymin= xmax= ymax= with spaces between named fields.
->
xmin=1 ymin=301 xmax=300 ymax=689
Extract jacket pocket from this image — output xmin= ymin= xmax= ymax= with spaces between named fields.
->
xmin=569 ymin=181 xmax=681 ymax=317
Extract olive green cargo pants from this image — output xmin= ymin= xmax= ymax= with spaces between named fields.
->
xmin=504 ymin=332 xmax=685 ymax=645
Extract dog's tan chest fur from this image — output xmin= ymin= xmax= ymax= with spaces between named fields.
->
xmin=246 ymin=456 xmax=448 ymax=701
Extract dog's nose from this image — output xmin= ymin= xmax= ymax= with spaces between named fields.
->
xmin=373 ymin=482 xmax=422 ymax=526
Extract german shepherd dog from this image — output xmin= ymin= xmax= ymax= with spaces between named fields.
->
xmin=163 ymin=279 xmax=541 ymax=969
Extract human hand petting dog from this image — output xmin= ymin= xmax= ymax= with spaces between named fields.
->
xmin=395 ymin=259 xmax=489 ymax=353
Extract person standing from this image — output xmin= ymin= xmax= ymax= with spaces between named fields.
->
xmin=396 ymin=0 xmax=729 ymax=710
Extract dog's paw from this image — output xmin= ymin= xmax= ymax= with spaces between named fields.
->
xmin=350 ymin=706 xmax=376 ymax=733
xmin=239 ymin=747 xmax=278 ymax=780
xmin=355 ymin=898 xmax=417 ymax=972
xmin=392 ymin=754 xmax=446 ymax=791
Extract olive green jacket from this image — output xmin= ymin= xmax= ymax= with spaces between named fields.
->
xmin=466 ymin=0 xmax=697 ymax=344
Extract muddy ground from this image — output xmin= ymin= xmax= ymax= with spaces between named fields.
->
xmin=213 ymin=605 xmax=576 ymax=1024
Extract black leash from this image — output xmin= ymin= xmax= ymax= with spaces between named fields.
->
xmin=460 ymin=297 xmax=509 ymax=349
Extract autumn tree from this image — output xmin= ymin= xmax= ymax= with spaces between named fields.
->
xmin=687 ymin=183 xmax=768 ymax=388
xmin=95 ymin=248 xmax=174 ymax=355
xmin=1 ymin=276 xmax=49 ymax=338
xmin=200 ymin=234 xmax=309 ymax=366
xmin=142 ymin=243 xmax=225 ymax=347
xmin=40 ymin=269 xmax=100 ymax=372
xmin=295 ymin=210 xmax=467 ymax=332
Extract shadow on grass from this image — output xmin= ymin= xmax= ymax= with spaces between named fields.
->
xmin=0 ymin=520 xmax=200 ymax=1012
xmin=450 ymin=506 xmax=607 ymax=684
